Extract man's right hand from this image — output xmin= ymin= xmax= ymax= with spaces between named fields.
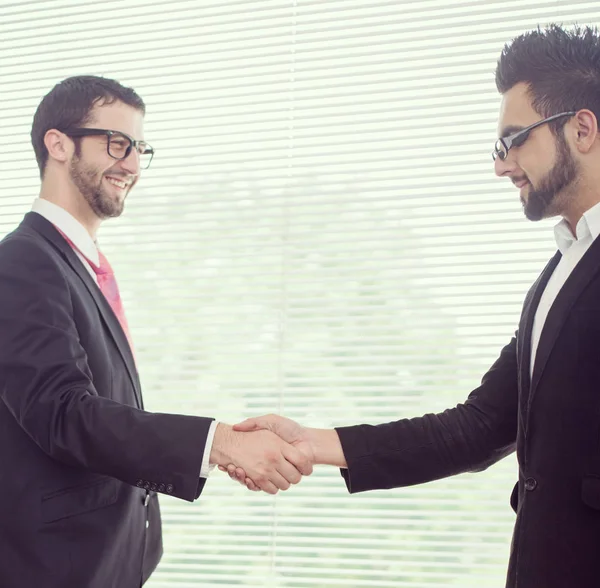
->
xmin=219 ymin=414 xmax=346 ymax=491
xmin=209 ymin=422 xmax=313 ymax=495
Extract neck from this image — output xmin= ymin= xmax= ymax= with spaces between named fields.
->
xmin=39 ymin=176 xmax=101 ymax=240
xmin=559 ymin=169 xmax=600 ymax=235
xmin=564 ymin=204 xmax=600 ymax=237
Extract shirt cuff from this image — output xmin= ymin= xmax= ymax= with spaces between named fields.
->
xmin=200 ymin=420 xmax=218 ymax=478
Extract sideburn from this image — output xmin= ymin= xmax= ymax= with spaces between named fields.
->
xmin=524 ymin=132 xmax=579 ymax=221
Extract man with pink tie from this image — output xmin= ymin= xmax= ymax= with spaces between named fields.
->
xmin=0 ymin=75 xmax=312 ymax=588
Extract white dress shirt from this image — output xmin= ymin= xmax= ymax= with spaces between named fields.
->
xmin=530 ymin=200 xmax=600 ymax=379
xmin=32 ymin=198 xmax=217 ymax=478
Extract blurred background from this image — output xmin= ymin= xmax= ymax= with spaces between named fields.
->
xmin=1 ymin=1 xmax=598 ymax=586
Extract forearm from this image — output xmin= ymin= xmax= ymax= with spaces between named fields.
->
xmin=336 ymin=336 xmax=519 ymax=493
xmin=307 ymin=428 xmax=347 ymax=468
xmin=29 ymin=389 xmax=212 ymax=500
xmin=0 ymin=238 xmax=216 ymax=502
xmin=336 ymin=402 xmax=515 ymax=493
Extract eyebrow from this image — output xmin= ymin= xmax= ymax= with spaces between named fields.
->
xmin=499 ymin=125 xmax=526 ymax=138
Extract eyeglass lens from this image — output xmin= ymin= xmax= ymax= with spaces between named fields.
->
xmin=108 ymin=133 xmax=152 ymax=169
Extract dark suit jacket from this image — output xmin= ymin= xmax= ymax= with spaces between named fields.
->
xmin=336 ymin=238 xmax=600 ymax=588
xmin=0 ymin=213 xmax=213 ymax=588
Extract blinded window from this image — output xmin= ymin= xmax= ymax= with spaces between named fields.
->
xmin=1 ymin=1 xmax=598 ymax=586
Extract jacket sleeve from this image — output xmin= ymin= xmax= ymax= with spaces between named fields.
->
xmin=335 ymin=335 xmax=518 ymax=493
xmin=0 ymin=234 xmax=213 ymax=502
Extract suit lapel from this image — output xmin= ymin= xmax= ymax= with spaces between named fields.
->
xmin=23 ymin=213 xmax=143 ymax=409
xmin=526 ymin=237 xmax=600 ymax=428
xmin=517 ymin=251 xmax=560 ymax=426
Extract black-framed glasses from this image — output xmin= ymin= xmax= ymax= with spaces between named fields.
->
xmin=64 ymin=128 xmax=154 ymax=170
xmin=492 ymin=111 xmax=577 ymax=161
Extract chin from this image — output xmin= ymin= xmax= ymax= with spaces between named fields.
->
xmin=523 ymin=209 xmax=544 ymax=222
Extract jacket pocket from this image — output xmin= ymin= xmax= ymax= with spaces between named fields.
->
xmin=581 ymin=474 xmax=600 ymax=510
xmin=41 ymin=476 xmax=119 ymax=523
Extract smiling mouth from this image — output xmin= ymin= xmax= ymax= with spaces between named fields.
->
xmin=512 ymin=179 xmax=529 ymax=189
xmin=105 ymin=176 xmax=129 ymax=190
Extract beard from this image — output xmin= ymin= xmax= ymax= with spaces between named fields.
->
xmin=69 ymin=154 xmax=127 ymax=220
xmin=521 ymin=133 xmax=579 ymax=221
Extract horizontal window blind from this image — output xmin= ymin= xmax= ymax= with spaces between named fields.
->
xmin=1 ymin=1 xmax=597 ymax=586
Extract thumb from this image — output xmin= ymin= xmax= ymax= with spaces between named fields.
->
xmin=232 ymin=418 xmax=262 ymax=432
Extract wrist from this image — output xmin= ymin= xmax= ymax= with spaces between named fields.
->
xmin=209 ymin=422 xmax=235 ymax=466
xmin=308 ymin=428 xmax=346 ymax=468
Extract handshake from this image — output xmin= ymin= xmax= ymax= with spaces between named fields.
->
xmin=209 ymin=415 xmax=346 ymax=494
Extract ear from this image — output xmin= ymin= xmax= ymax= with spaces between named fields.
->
xmin=44 ymin=129 xmax=73 ymax=165
xmin=571 ymin=110 xmax=598 ymax=154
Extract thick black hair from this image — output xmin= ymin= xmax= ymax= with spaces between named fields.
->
xmin=496 ymin=24 xmax=600 ymax=132
xmin=31 ymin=75 xmax=145 ymax=177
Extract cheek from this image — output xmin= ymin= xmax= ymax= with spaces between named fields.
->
xmin=79 ymin=153 xmax=107 ymax=175
xmin=504 ymin=153 xmax=528 ymax=179
xmin=102 ymin=162 xmax=122 ymax=177
xmin=80 ymin=161 xmax=104 ymax=180
xmin=514 ymin=152 xmax=540 ymax=181
xmin=522 ymin=138 xmax=556 ymax=175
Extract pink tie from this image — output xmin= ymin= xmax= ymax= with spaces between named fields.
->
xmin=55 ymin=227 xmax=135 ymax=358
xmin=91 ymin=249 xmax=136 ymax=358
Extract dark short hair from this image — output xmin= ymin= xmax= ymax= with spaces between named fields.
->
xmin=495 ymin=24 xmax=600 ymax=133
xmin=31 ymin=75 xmax=146 ymax=178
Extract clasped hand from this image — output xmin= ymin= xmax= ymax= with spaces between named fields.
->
xmin=216 ymin=415 xmax=313 ymax=493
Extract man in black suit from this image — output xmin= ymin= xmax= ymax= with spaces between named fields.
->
xmin=224 ymin=25 xmax=600 ymax=588
xmin=0 ymin=76 xmax=312 ymax=588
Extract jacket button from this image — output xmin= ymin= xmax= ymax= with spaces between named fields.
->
xmin=166 ymin=484 xmax=174 ymax=494
xmin=150 ymin=483 xmax=158 ymax=492
xmin=158 ymin=484 xmax=166 ymax=492
xmin=524 ymin=477 xmax=537 ymax=492
xmin=136 ymin=480 xmax=144 ymax=488
xmin=143 ymin=481 xmax=151 ymax=490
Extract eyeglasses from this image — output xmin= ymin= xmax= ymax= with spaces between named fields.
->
xmin=64 ymin=128 xmax=154 ymax=170
xmin=492 ymin=111 xmax=577 ymax=161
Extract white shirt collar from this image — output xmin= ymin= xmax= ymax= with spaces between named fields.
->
xmin=31 ymin=198 xmax=100 ymax=267
xmin=553 ymin=200 xmax=600 ymax=254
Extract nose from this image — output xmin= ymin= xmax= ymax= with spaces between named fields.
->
xmin=118 ymin=148 xmax=141 ymax=176
xmin=494 ymin=151 xmax=515 ymax=178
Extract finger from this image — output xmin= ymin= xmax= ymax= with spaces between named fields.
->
xmin=268 ymin=469 xmax=292 ymax=491
xmin=245 ymin=478 xmax=260 ymax=491
xmin=233 ymin=414 xmax=278 ymax=432
xmin=282 ymin=444 xmax=313 ymax=477
xmin=276 ymin=457 xmax=303 ymax=486
xmin=223 ymin=464 xmax=246 ymax=480
xmin=256 ymin=478 xmax=279 ymax=494
xmin=232 ymin=418 xmax=260 ymax=432
xmin=252 ymin=466 xmax=291 ymax=492
xmin=222 ymin=464 xmax=245 ymax=485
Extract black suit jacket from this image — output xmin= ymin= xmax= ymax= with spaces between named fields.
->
xmin=0 ymin=213 xmax=213 ymax=588
xmin=336 ymin=237 xmax=600 ymax=588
